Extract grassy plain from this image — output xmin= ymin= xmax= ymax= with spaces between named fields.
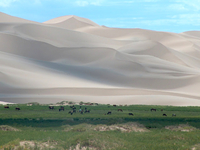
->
xmin=0 ymin=103 xmax=200 ymax=150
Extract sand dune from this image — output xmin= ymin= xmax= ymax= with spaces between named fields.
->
xmin=0 ymin=12 xmax=200 ymax=105
xmin=44 ymin=15 xmax=99 ymax=30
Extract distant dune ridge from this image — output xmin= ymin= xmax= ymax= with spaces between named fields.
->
xmin=0 ymin=12 xmax=200 ymax=106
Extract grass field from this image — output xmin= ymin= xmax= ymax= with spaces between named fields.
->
xmin=0 ymin=103 xmax=200 ymax=150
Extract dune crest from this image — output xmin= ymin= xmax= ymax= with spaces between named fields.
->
xmin=0 ymin=12 xmax=200 ymax=106
xmin=44 ymin=15 xmax=99 ymax=30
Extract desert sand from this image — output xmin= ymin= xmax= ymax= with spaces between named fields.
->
xmin=0 ymin=12 xmax=200 ymax=106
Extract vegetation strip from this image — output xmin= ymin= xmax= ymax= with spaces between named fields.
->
xmin=0 ymin=103 xmax=200 ymax=150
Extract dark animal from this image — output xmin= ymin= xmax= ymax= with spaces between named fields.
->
xmin=128 ymin=113 xmax=134 ymax=116
xmin=49 ymin=106 xmax=54 ymax=110
xmin=85 ymin=110 xmax=90 ymax=113
xmin=59 ymin=107 xmax=64 ymax=111
xmin=118 ymin=109 xmax=123 ymax=112
xmin=68 ymin=110 xmax=73 ymax=115
xmin=107 ymin=111 xmax=111 ymax=115
xmin=172 ymin=114 xmax=176 ymax=117
xmin=4 ymin=106 xmax=9 ymax=108
xmin=85 ymin=107 xmax=87 ymax=110
xmin=113 ymin=105 xmax=117 ymax=107
xmin=151 ymin=108 xmax=156 ymax=112
xmin=70 ymin=105 xmax=74 ymax=109
xmin=163 ymin=114 xmax=167 ymax=116
xmin=15 ymin=107 xmax=20 ymax=110
xmin=161 ymin=109 xmax=163 ymax=111
xmin=81 ymin=110 xmax=84 ymax=114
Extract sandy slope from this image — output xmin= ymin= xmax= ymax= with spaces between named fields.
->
xmin=0 ymin=13 xmax=200 ymax=105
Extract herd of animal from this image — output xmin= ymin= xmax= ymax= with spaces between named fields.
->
xmin=150 ymin=108 xmax=176 ymax=117
xmin=3 ymin=105 xmax=176 ymax=117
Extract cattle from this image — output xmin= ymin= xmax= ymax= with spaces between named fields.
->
xmin=118 ymin=109 xmax=123 ymax=112
xmin=107 ymin=111 xmax=111 ymax=115
xmin=70 ymin=105 xmax=75 ymax=109
xmin=15 ymin=107 xmax=20 ymax=110
xmin=49 ymin=106 xmax=54 ymax=110
xmin=85 ymin=110 xmax=90 ymax=113
xmin=4 ymin=106 xmax=9 ymax=109
xmin=172 ymin=114 xmax=176 ymax=117
xmin=59 ymin=107 xmax=64 ymax=111
xmin=113 ymin=105 xmax=117 ymax=107
xmin=129 ymin=113 xmax=134 ymax=116
xmin=68 ymin=110 xmax=73 ymax=115
xmin=151 ymin=108 xmax=156 ymax=112
xmin=81 ymin=110 xmax=84 ymax=114
xmin=163 ymin=114 xmax=167 ymax=116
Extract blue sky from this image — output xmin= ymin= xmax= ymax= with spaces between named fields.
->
xmin=1 ymin=0 xmax=200 ymax=33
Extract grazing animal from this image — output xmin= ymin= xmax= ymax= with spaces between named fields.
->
xmin=59 ymin=107 xmax=64 ymax=111
xmin=113 ymin=105 xmax=117 ymax=107
xmin=15 ymin=107 xmax=20 ymax=110
xmin=81 ymin=110 xmax=84 ymax=114
xmin=163 ymin=114 xmax=167 ymax=116
xmin=85 ymin=110 xmax=90 ymax=113
xmin=68 ymin=110 xmax=73 ymax=115
xmin=129 ymin=113 xmax=134 ymax=116
xmin=151 ymin=108 xmax=156 ymax=112
xmin=70 ymin=105 xmax=75 ymax=109
xmin=172 ymin=114 xmax=176 ymax=117
xmin=4 ymin=106 xmax=9 ymax=108
xmin=107 ymin=111 xmax=111 ymax=115
xmin=118 ymin=109 xmax=123 ymax=112
xmin=49 ymin=106 xmax=54 ymax=110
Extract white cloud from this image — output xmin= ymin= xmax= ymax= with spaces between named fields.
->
xmin=168 ymin=4 xmax=187 ymax=11
xmin=0 ymin=0 xmax=41 ymax=7
xmin=75 ymin=1 xmax=89 ymax=7
xmin=0 ymin=0 xmax=17 ymax=7
xmin=174 ymin=0 xmax=200 ymax=11
xmin=75 ymin=0 xmax=103 ymax=7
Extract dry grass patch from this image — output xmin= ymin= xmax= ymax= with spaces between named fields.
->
xmin=192 ymin=143 xmax=200 ymax=150
xmin=69 ymin=143 xmax=97 ymax=150
xmin=0 ymin=125 xmax=20 ymax=131
xmin=0 ymin=140 xmax=58 ymax=150
xmin=19 ymin=140 xmax=56 ymax=149
xmin=165 ymin=124 xmax=197 ymax=132
xmin=63 ymin=122 xmax=148 ymax=133
xmin=94 ymin=122 xmax=148 ymax=132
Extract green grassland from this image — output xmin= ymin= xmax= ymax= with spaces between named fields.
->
xmin=0 ymin=103 xmax=200 ymax=150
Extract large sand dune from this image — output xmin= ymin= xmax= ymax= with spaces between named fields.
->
xmin=1 ymin=12 xmax=200 ymax=106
